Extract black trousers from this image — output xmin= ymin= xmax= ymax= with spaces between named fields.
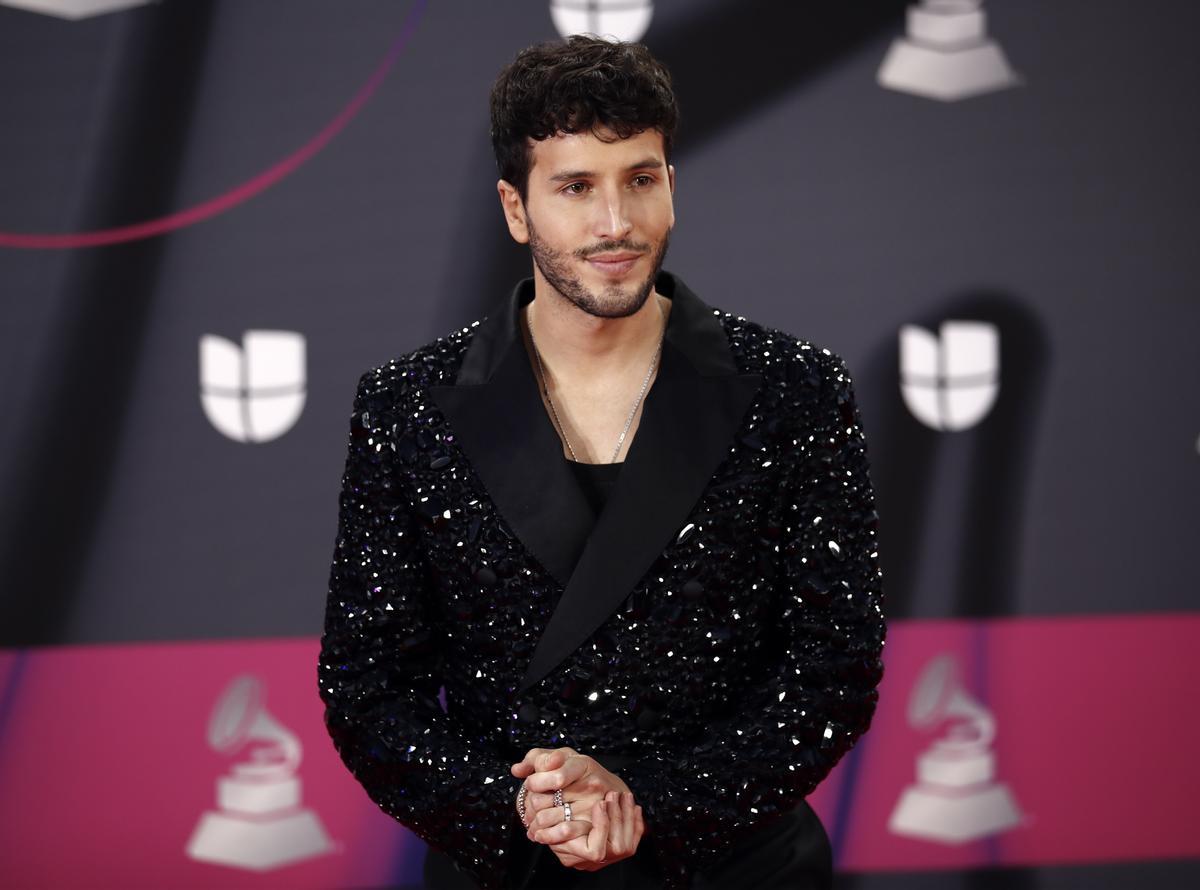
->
xmin=423 ymin=799 xmax=833 ymax=890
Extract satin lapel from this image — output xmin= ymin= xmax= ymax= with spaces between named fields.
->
xmin=426 ymin=281 xmax=595 ymax=588
xmin=518 ymin=277 xmax=763 ymax=693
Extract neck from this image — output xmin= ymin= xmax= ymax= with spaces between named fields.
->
xmin=523 ymin=272 xmax=670 ymax=387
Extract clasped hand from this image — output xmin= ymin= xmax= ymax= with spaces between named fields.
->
xmin=511 ymin=746 xmax=645 ymax=871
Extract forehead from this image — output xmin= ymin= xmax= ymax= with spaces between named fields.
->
xmin=528 ymin=127 xmax=666 ymax=176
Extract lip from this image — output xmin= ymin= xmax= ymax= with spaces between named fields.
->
xmin=586 ymin=253 xmax=642 ymax=277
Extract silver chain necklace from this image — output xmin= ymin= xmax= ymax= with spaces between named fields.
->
xmin=526 ymin=298 xmax=666 ymax=464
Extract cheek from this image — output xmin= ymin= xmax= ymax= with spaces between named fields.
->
xmin=536 ymin=215 xmax=586 ymax=251
xmin=543 ymin=230 xmax=584 ymax=258
xmin=636 ymin=194 xmax=674 ymax=231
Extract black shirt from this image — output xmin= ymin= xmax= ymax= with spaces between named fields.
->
xmin=566 ymin=457 xmax=624 ymax=519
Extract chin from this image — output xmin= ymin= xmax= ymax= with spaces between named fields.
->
xmin=596 ymin=281 xmax=656 ymax=318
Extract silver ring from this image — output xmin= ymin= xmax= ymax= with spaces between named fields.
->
xmin=552 ymin=788 xmax=563 ymax=807
xmin=561 ymin=801 xmax=573 ymax=822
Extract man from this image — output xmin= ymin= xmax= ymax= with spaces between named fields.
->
xmin=318 ymin=36 xmax=885 ymax=890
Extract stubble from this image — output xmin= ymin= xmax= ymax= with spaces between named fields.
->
xmin=526 ymin=215 xmax=671 ymax=319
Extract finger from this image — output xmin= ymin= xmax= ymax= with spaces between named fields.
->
xmin=531 ymin=816 xmax=592 ymax=846
xmin=614 ymin=791 xmax=635 ymax=857
xmin=600 ymin=792 xmax=624 ymax=858
xmin=634 ymin=805 xmax=645 ymax=846
xmin=550 ymin=848 xmax=584 ymax=869
xmin=522 ymin=753 xmax=566 ymax=789
xmin=529 ymin=803 xmax=573 ymax=832
xmin=523 ymin=791 xmax=558 ymax=815
xmin=547 ymin=800 xmax=611 ymax=872
xmin=525 ymin=754 xmax=591 ymax=793
xmin=511 ymin=748 xmax=553 ymax=778
xmin=544 ymin=802 xmax=607 ymax=864
xmin=585 ymin=798 xmax=611 ymax=863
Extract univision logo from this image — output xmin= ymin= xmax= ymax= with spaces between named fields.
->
xmin=0 ymin=0 xmax=151 ymax=19
xmin=199 ymin=330 xmax=306 ymax=443
xmin=899 ymin=321 xmax=999 ymax=431
xmin=550 ymin=0 xmax=654 ymax=43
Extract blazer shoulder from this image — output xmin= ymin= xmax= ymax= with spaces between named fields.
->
xmin=353 ymin=318 xmax=483 ymax=403
xmin=714 ymin=307 xmax=854 ymax=388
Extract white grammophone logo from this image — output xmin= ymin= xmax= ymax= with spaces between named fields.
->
xmin=877 ymin=0 xmax=1021 ymax=101
xmin=186 ymin=675 xmax=335 ymax=871
xmin=550 ymin=0 xmax=654 ymax=43
xmin=199 ymin=330 xmax=306 ymax=442
xmin=888 ymin=654 xmax=1023 ymax=843
xmin=900 ymin=320 xmax=998 ymax=431
xmin=0 ymin=0 xmax=151 ymax=19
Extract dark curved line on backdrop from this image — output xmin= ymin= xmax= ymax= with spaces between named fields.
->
xmin=0 ymin=0 xmax=428 ymax=250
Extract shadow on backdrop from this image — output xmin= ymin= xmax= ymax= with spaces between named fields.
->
xmin=833 ymin=291 xmax=1050 ymax=890
xmin=0 ymin=2 xmax=217 ymax=646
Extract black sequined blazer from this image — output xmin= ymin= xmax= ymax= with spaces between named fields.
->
xmin=318 ymin=271 xmax=886 ymax=890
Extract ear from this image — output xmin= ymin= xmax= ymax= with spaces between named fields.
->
xmin=666 ymin=164 xmax=677 ymax=228
xmin=497 ymin=179 xmax=530 ymax=244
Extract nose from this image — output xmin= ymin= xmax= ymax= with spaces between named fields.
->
xmin=593 ymin=184 xmax=633 ymax=240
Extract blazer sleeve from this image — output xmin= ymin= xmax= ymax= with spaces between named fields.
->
xmin=318 ymin=370 xmax=523 ymax=890
xmin=619 ymin=349 xmax=887 ymax=889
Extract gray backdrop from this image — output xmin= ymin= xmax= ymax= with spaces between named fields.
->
xmin=1 ymin=1 xmax=1197 ymax=887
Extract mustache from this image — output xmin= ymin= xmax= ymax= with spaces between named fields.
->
xmin=575 ymin=240 xmax=653 ymax=259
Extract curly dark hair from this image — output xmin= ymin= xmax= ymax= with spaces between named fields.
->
xmin=489 ymin=35 xmax=680 ymax=201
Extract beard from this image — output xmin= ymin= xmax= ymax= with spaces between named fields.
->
xmin=526 ymin=214 xmax=671 ymax=319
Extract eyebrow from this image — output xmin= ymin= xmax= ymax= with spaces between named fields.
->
xmin=547 ymin=158 xmax=664 ymax=183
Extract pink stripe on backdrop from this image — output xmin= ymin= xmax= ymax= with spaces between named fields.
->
xmin=0 ymin=638 xmax=416 ymax=889
xmin=0 ymin=614 xmax=1197 ymax=887
xmin=810 ymin=612 xmax=1200 ymax=872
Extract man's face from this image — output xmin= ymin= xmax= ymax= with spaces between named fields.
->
xmin=504 ymin=127 xmax=676 ymax=319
